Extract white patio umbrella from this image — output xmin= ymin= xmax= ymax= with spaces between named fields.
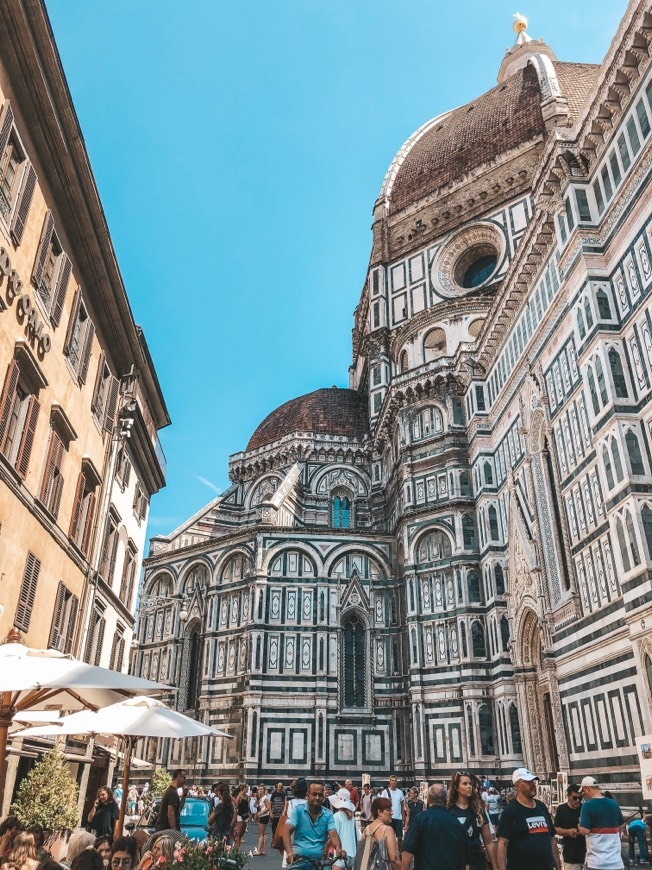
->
xmin=0 ymin=637 xmax=167 ymax=806
xmin=16 ymin=695 xmax=231 ymax=830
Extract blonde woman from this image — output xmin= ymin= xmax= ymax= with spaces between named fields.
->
xmin=253 ymin=785 xmax=270 ymax=856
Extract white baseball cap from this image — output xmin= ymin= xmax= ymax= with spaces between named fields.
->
xmin=580 ymin=776 xmax=599 ymax=788
xmin=512 ymin=768 xmax=539 ymax=784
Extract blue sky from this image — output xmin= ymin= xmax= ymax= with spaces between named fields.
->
xmin=45 ymin=0 xmax=625 ymax=536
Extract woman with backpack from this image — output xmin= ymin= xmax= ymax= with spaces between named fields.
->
xmin=447 ymin=772 xmax=497 ymax=870
xmin=354 ymin=797 xmax=400 ymax=870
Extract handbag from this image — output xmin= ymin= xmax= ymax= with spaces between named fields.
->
xmin=272 ymin=809 xmax=288 ymax=853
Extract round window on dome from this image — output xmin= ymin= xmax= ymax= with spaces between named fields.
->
xmin=454 ymin=244 xmax=498 ymax=290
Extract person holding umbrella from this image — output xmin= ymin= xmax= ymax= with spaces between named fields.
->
xmin=88 ymin=787 xmax=120 ymax=840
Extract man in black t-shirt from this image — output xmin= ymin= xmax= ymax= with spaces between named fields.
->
xmin=156 ymin=769 xmax=187 ymax=832
xmin=553 ymin=784 xmax=586 ymax=870
xmin=496 ymin=768 xmax=561 ymax=870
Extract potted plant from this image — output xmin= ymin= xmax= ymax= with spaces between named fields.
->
xmin=10 ymin=747 xmax=79 ymax=857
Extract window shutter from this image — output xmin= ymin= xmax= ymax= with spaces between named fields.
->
xmin=50 ymin=253 xmax=71 ymax=327
xmin=48 ymin=582 xmax=67 ymax=650
xmin=15 ymin=395 xmax=40 ymax=479
xmin=10 ymin=163 xmax=37 ymax=246
xmin=90 ymin=351 xmax=105 ymax=413
xmin=116 ymin=637 xmax=126 ymax=672
xmin=126 ymin=556 xmax=137 ymax=606
xmin=139 ymin=491 xmax=149 ymax=522
xmin=64 ymin=594 xmax=78 ymax=654
xmin=39 ymin=430 xmax=65 ymax=516
xmin=79 ymin=319 xmax=95 ymax=383
xmin=63 ymin=288 xmax=81 ymax=356
xmin=108 ymin=529 xmax=120 ymax=584
xmin=104 ymin=375 xmax=119 ymax=432
xmin=110 ymin=633 xmax=119 ymax=669
xmin=0 ymin=359 xmax=20 ymax=449
xmin=69 ymin=472 xmax=85 ymax=541
xmin=94 ymin=616 xmax=105 ymax=666
xmin=15 ymin=552 xmax=41 ymax=632
xmin=0 ymin=103 xmax=15 ymax=159
xmin=51 ymin=469 xmax=64 ymax=521
xmin=80 ymin=489 xmax=96 ymax=556
xmin=31 ymin=211 xmax=54 ymax=289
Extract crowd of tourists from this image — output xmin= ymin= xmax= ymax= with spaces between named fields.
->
xmin=0 ymin=767 xmax=650 ymax=870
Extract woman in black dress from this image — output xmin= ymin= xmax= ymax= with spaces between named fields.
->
xmin=87 ymin=787 xmax=119 ymax=840
xmin=447 ymin=772 xmax=497 ymax=870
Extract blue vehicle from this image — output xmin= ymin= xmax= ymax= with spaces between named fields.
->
xmin=129 ymin=796 xmax=212 ymax=843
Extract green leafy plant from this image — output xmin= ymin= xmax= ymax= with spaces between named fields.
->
xmin=10 ymin=747 xmax=79 ymax=835
xmin=147 ymin=766 xmax=172 ymax=804
xmin=169 ymin=837 xmax=249 ymax=870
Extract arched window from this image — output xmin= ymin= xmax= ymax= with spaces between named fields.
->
xmin=462 ymin=515 xmax=476 ymax=550
xmin=399 ymin=350 xmax=409 ymax=373
xmin=484 ymin=461 xmax=493 ymax=486
xmin=588 ymin=367 xmax=600 ymax=415
xmin=577 ymin=307 xmax=586 ymax=340
xmin=500 ymin=616 xmax=510 ymax=652
xmin=411 ymin=406 xmax=444 ymax=442
xmin=597 ymin=289 xmax=611 ymax=319
xmin=488 ymin=506 xmax=499 ymax=541
xmin=467 ymin=571 xmax=481 ymax=603
xmin=612 ymin=438 xmax=624 ymax=482
xmin=626 ymin=430 xmax=645 ymax=475
xmin=342 ymin=613 xmax=366 ymax=708
xmin=332 ymin=494 xmax=352 ymax=528
xmin=185 ymin=627 xmax=201 ymax=710
xmin=460 ymin=472 xmax=471 ymax=496
xmin=584 ymin=297 xmax=594 ymax=329
xmin=417 ymin=530 xmax=453 ymax=562
xmin=478 ymin=705 xmax=495 ymax=755
xmin=471 ymin=621 xmax=486 ymax=657
xmin=596 ymin=358 xmax=608 ymax=405
xmin=509 ymin=704 xmax=522 ymax=754
xmin=616 ymin=517 xmax=631 ymax=572
xmin=642 ymin=506 xmax=652 ymax=560
xmin=609 ymin=349 xmax=628 ymax=398
xmin=460 ymin=622 xmax=468 ymax=658
xmin=424 ymin=328 xmax=447 ymax=362
xmin=255 ymin=636 xmax=262 ymax=670
xmin=602 ymin=444 xmax=614 ymax=489
xmin=646 ymin=654 xmax=652 ymax=697
xmin=466 ymin=704 xmax=476 ymax=756
xmin=626 ymin=511 xmax=640 ymax=566
xmin=495 ymin=564 xmax=505 ymax=595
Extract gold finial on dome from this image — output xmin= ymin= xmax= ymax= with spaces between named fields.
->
xmin=513 ymin=12 xmax=528 ymax=34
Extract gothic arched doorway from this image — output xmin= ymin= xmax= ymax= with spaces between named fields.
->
xmin=514 ymin=608 xmax=564 ymax=776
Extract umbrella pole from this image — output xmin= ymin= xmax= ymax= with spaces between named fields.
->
xmin=117 ymin=736 xmax=133 ymax=835
xmin=0 ymin=712 xmax=13 ymax=810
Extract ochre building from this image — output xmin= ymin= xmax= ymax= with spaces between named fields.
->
xmin=0 ymin=0 xmax=169 ymax=809
xmin=136 ymin=2 xmax=652 ymax=801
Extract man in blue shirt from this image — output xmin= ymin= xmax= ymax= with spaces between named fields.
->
xmin=578 ymin=776 xmax=624 ymax=870
xmin=283 ymin=782 xmax=346 ymax=867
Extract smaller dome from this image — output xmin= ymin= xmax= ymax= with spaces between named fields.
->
xmin=247 ymin=387 xmax=369 ymax=452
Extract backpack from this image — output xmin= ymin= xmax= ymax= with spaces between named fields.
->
xmin=353 ymin=825 xmax=391 ymax=870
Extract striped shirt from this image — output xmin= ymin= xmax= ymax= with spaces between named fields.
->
xmin=579 ymin=796 xmax=624 ymax=870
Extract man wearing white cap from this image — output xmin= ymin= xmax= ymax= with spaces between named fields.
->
xmin=496 ymin=768 xmax=560 ymax=870
xmin=577 ymin=776 xmax=624 ymax=870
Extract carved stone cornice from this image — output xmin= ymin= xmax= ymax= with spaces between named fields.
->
xmin=386 ymin=143 xmax=540 ymax=261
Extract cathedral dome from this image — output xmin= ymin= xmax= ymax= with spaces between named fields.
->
xmin=379 ymin=64 xmax=546 ymax=214
xmin=247 ymin=387 xmax=369 ymax=451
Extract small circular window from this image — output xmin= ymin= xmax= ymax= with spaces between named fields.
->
xmin=453 ymin=244 xmax=498 ymax=289
xmin=463 ymin=254 xmax=497 ymax=288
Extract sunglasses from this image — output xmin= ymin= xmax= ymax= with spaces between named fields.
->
xmin=569 ymin=796 xmax=581 ymax=801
